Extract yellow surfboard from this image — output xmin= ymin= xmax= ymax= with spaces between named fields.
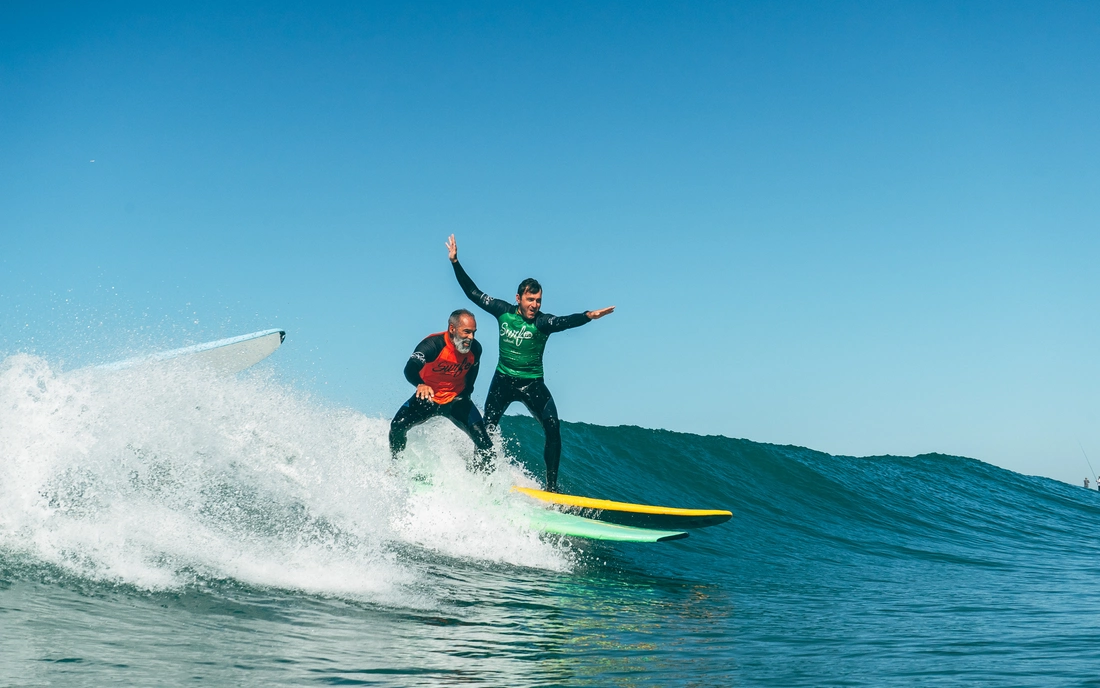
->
xmin=513 ymin=486 xmax=732 ymax=530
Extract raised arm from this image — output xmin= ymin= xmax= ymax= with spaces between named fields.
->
xmin=446 ymin=234 xmax=513 ymax=317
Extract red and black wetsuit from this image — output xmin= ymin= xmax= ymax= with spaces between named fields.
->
xmin=389 ymin=331 xmax=492 ymax=468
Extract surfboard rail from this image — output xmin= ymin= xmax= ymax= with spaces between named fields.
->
xmin=525 ymin=508 xmax=688 ymax=542
xmin=513 ymin=486 xmax=732 ymax=530
xmin=97 ymin=329 xmax=286 ymax=374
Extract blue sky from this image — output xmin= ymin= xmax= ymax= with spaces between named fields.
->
xmin=3 ymin=2 xmax=1099 ymax=483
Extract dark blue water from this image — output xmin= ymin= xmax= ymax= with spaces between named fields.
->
xmin=3 ymin=355 xmax=1100 ymax=686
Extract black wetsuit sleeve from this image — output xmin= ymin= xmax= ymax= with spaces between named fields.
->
xmin=534 ymin=311 xmax=591 ymax=334
xmin=459 ymin=339 xmax=483 ymax=399
xmin=403 ymin=334 xmax=446 ymax=387
xmin=452 ymin=260 xmax=514 ymax=318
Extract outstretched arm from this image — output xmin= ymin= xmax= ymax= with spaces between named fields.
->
xmin=446 ymin=234 xmax=513 ymax=317
xmin=535 ymin=306 xmax=615 ymax=334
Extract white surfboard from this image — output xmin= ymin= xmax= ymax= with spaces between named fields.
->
xmin=98 ymin=329 xmax=285 ymax=374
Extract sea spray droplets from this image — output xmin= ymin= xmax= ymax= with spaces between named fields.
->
xmin=0 ymin=354 xmax=405 ymax=594
xmin=0 ymin=354 xmax=569 ymax=601
xmin=393 ymin=432 xmax=574 ymax=572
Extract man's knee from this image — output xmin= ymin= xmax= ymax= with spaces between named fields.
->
xmin=471 ymin=427 xmax=493 ymax=452
xmin=389 ymin=426 xmax=406 ymax=457
xmin=390 ymin=410 xmax=412 ymax=436
xmin=389 ymin=401 xmax=421 ymax=454
xmin=540 ymin=400 xmax=560 ymax=435
xmin=483 ymin=408 xmax=504 ymax=429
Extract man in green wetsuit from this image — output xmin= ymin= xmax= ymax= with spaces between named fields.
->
xmin=446 ymin=234 xmax=614 ymax=492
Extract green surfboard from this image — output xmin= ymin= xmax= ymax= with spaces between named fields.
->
xmin=524 ymin=508 xmax=688 ymax=543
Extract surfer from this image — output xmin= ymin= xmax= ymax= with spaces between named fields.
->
xmin=446 ymin=234 xmax=614 ymax=492
xmin=389 ymin=309 xmax=493 ymax=470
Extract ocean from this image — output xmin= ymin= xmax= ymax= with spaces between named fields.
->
xmin=3 ymin=353 xmax=1100 ymax=686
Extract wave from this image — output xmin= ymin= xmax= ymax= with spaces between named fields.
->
xmin=0 ymin=354 xmax=569 ymax=606
xmin=4 ymin=351 xmax=1097 ymax=609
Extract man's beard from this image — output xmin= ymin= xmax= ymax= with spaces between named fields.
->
xmin=454 ymin=337 xmax=472 ymax=354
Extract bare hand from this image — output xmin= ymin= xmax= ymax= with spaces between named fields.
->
xmin=446 ymin=235 xmax=458 ymax=263
xmin=416 ymin=384 xmax=436 ymax=401
xmin=586 ymin=306 xmax=615 ymax=320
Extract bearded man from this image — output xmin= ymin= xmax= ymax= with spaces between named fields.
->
xmin=389 ymin=309 xmax=492 ymax=469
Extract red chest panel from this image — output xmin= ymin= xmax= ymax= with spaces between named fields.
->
xmin=419 ymin=332 xmax=475 ymax=404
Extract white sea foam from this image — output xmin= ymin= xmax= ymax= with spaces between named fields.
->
xmin=0 ymin=353 xmax=569 ymax=604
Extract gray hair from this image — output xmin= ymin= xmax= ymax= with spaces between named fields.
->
xmin=448 ymin=309 xmax=475 ymax=328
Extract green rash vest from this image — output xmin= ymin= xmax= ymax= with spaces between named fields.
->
xmin=452 ymin=260 xmax=592 ymax=379
xmin=496 ymin=310 xmax=550 ymax=378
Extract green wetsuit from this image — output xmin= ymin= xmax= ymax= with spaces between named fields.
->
xmin=451 ymin=260 xmax=592 ymax=491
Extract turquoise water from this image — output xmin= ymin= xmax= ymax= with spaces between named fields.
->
xmin=3 ymin=354 xmax=1100 ymax=686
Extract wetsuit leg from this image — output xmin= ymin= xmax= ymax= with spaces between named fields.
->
xmin=517 ymin=379 xmax=561 ymax=493
xmin=389 ymin=395 xmax=440 ymax=459
xmin=483 ymin=370 xmax=520 ymax=429
xmin=441 ymin=398 xmax=494 ymax=472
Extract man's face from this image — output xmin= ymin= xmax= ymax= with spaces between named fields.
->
xmin=517 ymin=290 xmax=542 ymax=320
xmin=449 ymin=314 xmax=477 ymax=354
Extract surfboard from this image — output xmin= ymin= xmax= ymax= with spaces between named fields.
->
xmin=525 ymin=507 xmax=688 ymax=543
xmin=98 ymin=329 xmax=286 ymax=374
xmin=404 ymin=479 xmax=687 ymax=543
xmin=514 ymin=486 xmax=732 ymax=530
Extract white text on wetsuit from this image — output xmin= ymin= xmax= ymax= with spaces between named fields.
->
xmin=500 ymin=322 xmax=534 ymax=347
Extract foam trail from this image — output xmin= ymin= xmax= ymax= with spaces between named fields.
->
xmin=0 ymin=354 xmax=569 ymax=604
